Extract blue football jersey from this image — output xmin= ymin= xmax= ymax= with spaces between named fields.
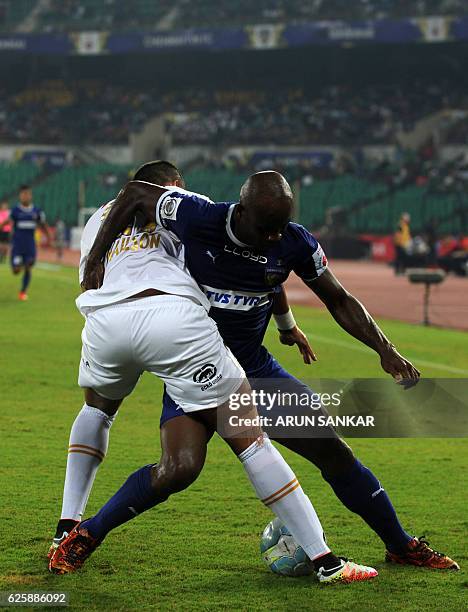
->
xmin=155 ymin=189 xmax=328 ymax=372
xmin=10 ymin=204 xmax=45 ymax=250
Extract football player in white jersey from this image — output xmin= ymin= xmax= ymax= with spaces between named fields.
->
xmin=49 ymin=161 xmax=378 ymax=583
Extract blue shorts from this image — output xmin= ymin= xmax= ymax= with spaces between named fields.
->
xmin=11 ymin=243 xmax=36 ymax=268
xmin=160 ymin=353 xmax=311 ymax=427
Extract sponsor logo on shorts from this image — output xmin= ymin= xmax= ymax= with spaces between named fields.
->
xmin=200 ymin=374 xmax=222 ymax=391
xmin=193 ymin=363 xmax=217 ymax=383
xmin=193 ymin=363 xmax=223 ymax=391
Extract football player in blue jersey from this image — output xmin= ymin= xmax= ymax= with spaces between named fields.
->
xmin=0 ymin=185 xmax=49 ymax=300
xmin=53 ymin=165 xmax=458 ymax=573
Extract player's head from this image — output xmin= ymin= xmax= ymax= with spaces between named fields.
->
xmin=0 ymin=199 xmax=8 ymax=210
xmin=235 ymin=171 xmax=293 ymax=250
xmin=401 ymin=212 xmax=410 ymax=223
xmin=133 ymin=160 xmax=185 ymax=188
xmin=19 ymin=185 xmax=33 ymax=206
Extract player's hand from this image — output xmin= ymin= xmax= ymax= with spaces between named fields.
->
xmin=278 ymin=326 xmax=317 ymax=365
xmin=380 ymin=345 xmax=420 ymax=386
xmin=82 ymin=258 xmax=104 ymax=291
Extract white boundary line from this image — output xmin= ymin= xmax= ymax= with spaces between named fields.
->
xmin=306 ymin=331 xmax=468 ymax=376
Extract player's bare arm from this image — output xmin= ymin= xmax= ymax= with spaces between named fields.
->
xmin=83 ymin=180 xmax=167 ymax=290
xmin=272 ymin=285 xmax=316 ymax=364
xmin=306 ymin=268 xmax=420 ymax=381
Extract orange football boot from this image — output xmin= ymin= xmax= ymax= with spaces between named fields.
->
xmin=386 ymin=536 xmax=459 ymax=570
xmin=49 ymin=524 xmax=100 ymax=574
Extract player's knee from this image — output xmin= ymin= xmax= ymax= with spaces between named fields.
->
xmin=166 ymin=453 xmax=203 ymax=491
xmin=152 ymin=453 xmax=203 ymax=497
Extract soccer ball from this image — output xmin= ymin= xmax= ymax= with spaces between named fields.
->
xmin=260 ymin=517 xmax=314 ymax=577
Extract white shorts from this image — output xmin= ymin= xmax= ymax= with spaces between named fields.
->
xmin=78 ymin=295 xmax=245 ymax=412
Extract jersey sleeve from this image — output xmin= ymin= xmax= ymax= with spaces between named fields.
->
xmin=290 ymin=224 xmax=328 ymax=282
xmin=155 ymin=189 xmax=214 ymax=242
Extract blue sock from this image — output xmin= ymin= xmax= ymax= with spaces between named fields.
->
xmin=82 ymin=465 xmax=157 ymax=541
xmin=21 ymin=269 xmax=31 ymax=292
xmin=323 ymin=459 xmax=412 ymax=553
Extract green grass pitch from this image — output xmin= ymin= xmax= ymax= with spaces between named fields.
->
xmin=0 ymin=263 xmax=466 ymax=611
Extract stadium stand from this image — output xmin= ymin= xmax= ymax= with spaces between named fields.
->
xmin=0 ymin=81 xmax=466 ymax=145
xmin=39 ymin=0 xmax=173 ymax=33
xmin=0 ymin=0 xmax=38 ymax=30
xmin=444 ymin=117 xmax=468 ymax=144
xmin=1 ymin=0 xmax=464 ymax=33
xmin=0 ymin=81 xmax=154 ymax=144
xmin=2 ymin=158 xmax=462 ymax=235
xmin=172 ymin=0 xmax=466 ymax=29
xmin=32 ymin=163 xmax=131 ymax=225
xmin=0 ymin=161 xmax=41 ymax=200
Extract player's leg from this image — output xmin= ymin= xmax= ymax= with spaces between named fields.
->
xmin=49 ymin=296 xmax=247 ymax=562
xmin=19 ymin=252 xmax=36 ymax=300
xmin=50 ymin=297 xmax=376 ymax=580
xmin=20 ymin=260 xmax=33 ymax=298
xmin=67 ymin=412 xmax=212 ymax=544
xmin=49 ymin=303 xmax=142 ymax=558
xmin=49 ymin=388 xmax=121 ymax=554
xmin=50 ymin=389 xmax=337 ymax=579
xmin=264 ymin=359 xmax=458 ymax=569
xmin=10 ymin=249 xmax=22 ymax=278
xmin=152 ymin=411 xmax=213 ymax=502
xmin=11 ymin=253 xmax=26 ymax=300
xmin=179 ymin=392 xmax=377 ymax=582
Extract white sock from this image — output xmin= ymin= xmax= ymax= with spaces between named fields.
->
xmin=60 ymin=404 xmax=116 ymax=521
xmin=238 ymin=434 xmax=330 ymax=561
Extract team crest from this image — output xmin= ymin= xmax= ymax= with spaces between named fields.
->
xmin=265 ymin=266 xmax=288 ymax=287
xmin=161 ymin=197 xmax=181 ymax=220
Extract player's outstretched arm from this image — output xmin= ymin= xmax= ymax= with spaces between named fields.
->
xmin=306 ymin=268 xmax=420 ymax=381
xmin=272 ymin=286 xmax=317 ymax=364
xmin=83 ymin=181 xmax=167 ymax=290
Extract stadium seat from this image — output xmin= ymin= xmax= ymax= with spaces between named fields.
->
xmin=0 ymin=162 xmax=42 ymax=201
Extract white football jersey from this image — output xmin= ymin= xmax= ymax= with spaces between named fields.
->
xmin=76 ymin=198 xmax=210 ymax=316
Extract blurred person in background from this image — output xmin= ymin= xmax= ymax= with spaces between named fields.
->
xmin=55 ymin=218 xmax=66 ymax=261
xmin=394 ymin=212 xmax=411 ymax=275
xmin=0 ymin=199 xmax=11 ymax=263
xmin=0 ymin=185 xmax=49 ymax=300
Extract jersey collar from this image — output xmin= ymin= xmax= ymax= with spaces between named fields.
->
xmin=226 ymin=203 xmax=249 ymax=247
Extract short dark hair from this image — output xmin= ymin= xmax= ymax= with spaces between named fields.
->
xmin=133 ymin=160 xmax=181 ymax=185
xmin=19 ymin=184 xmax=31 ymax=191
